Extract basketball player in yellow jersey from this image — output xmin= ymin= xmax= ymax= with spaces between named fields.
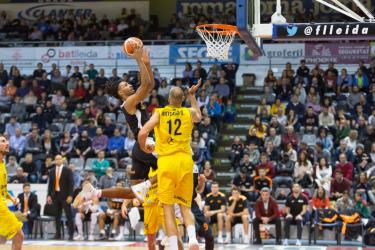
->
xmin=139 ymin=80 xmax=202 ymax=250
xmin=0 ymin=135 xmax=24 ymax=250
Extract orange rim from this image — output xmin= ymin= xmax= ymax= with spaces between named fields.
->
xmin=196 ymin=24 xmax=238 ymax=35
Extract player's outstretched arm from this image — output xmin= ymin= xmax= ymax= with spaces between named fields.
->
xmin=138 ymin=111 xmax=160 ymax=153
xmin=124 ymin=48 xmax=154 ymax=112
xmin=188 ymin=78 xmax=202 ymax=123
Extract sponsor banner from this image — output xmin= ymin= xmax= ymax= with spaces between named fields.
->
xmin=0 ymin=45 xmax=169 ymax=68
xmin=177 ymin=0 xmax=235 ymax=15
xmin=272 ymin=23 xmax=375 ymax=41
xmin=240 ymin=43 xmax=305 ymax=65
xmin=0 ymin=1 xmax=149 ymax=21
xmin=305 ymin=43 xmax=370 ymax=64
xmin=169 ymin=44 xmax=240 ymax=64
xmin=177 ymin=0 xmax=375 ymax=21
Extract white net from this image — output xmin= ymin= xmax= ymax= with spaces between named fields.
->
xmin=196 ymin=25 xmax=237 ymax=60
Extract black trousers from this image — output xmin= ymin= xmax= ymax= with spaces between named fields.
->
xmin=53 ymin=192 xmax=74 ymax=238
xmin=192 ymin=202 xmax=214 ymax=250
xmin=253 ymin=217 xmax=282 ymax=242
xmin=284 ymin=217 xmax=303 ymax=240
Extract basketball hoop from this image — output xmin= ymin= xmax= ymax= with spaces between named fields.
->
xmin=196 ymin=24 xmax=238 ymax=60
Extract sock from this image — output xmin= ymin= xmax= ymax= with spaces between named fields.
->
xmin=100 ymin=229 xmax=105 ymax=234
xmin=169 ymin=235 xmax=178 ymax=249
xmin=226 ymin=232 xmax=231 ymax=240
xmin=187 ymin=225 xmax=196 ymax=241
xmin=145 ymin=180 xmax=151 ymax=189
xmin=111 ymin=229 xmax=116 ymax=234
xmin=119 ymin=226 xmax=124 ymax=236
xmin=218 ymin=231 xmax=222 ymax=238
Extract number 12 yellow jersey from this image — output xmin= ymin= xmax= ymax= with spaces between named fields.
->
xmin=154 ymin=106 xmax=193 ymax=156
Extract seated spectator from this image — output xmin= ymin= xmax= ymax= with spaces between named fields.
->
xmin=315 ymin=157 xmax=332 ymax=192
xmin=264 ymin=127 xmax=281 ymax=149
xmin=17 ymin=183 xmax=39 ymax=238
xmin=229 ymin=136 xmax=244 ymax=171
xmin=256 ymin=153 xmax=274 ymax=178
xmin=124 ymin=130 xmax=136 ymax=156
xmin=60 ymin=131 xmax=74 ymax=159
xmin=246 ymin=128 xmax=263 ymax=148
xmin=253 ymin=168 xmax=272 ymax=195
xmin=9 ymin=128 xmax=26 ymax=157
xmin=40 ymin=155 xmax=54 ymax=184
xmin=249 ymin=116 xmax=268 ymax=140
xmin=92 ymin=127 xmax=108 ymax=155
xmin=263 ymin=140 xmax=280 ymax=163
xmin=335 ymin=191 xmax=353 ymax=215
xmin=92 ymin=150 xmax=110 ymax=178
xmin=5 ymin=116 xmax=21 ymax=137
xmin=331 ymin=170 xmax=351 ymax=200
xmin=97 ymin=182 xmax=126 ymax=240
xmin=334 ymin=140 xmax=354 ymax=161
xmin=246 ymin=142 xmax=260 ymax=166
xmin=206 ymin=95 xmax=222 ymax=128
xmin=282 ymin=142 xmax=297 ymax=162
xmin=302 ymin=106 xmax=318 ymax=134
xmin=6 ymin=155 xmax=19 ymax=180
xmin=204 ymin=182 xmax=226 ymax=244
xmin=257 ymin=97 xmax=271 ymax=116
xmin=316 ymin=127 xmax=333 ymax=152
xmin=352 ymin=69 xmax=369 ymax=92
xmin=268 ymin=116 xmax=284 ymax=136
xmin=20 ymin=153 xmax=38 ymax=183
xmin=85 ymin=119 xmax=98 ymax=138
xmin=283 ymin=183 xmax=308 ymax=246
xmin=294 ymin=151 xmax=313 ymax=188
xmin=74 ymin=181 xmax=102 ymax=241
xmin=223 ymin=99 xmax=237 ymax=123
xmin=41 ymin=129 xmax=59 ymax=156
xmin=314 ymin=142 xmax=331 ymax=165
xmin=10 ymin=167 xmax=27 ymax=183
xmin=353 ymin=144 xmax=370 ymax=173
xmin=99 ymin=167 xmax=118 ymax=189
xmin=10 ymin=96 xmax=27 ymax=122
xmin=311 ymin=186 xmax=330 ymax=212
xmin=263 ymin=86 xmax=276 ymax=105
xmin=202 ymin=161 xmax=215 ymax=182
xmin=224 ymin=187 xmax=250 ymax=244
xmin=214 ymin=77 xmax=230 ymax=99
xmin=253 ymin=187 xmax=282 ymax=245
xmin=353 ymin=191 xmax=370 ymax=218
xmin=73 ymin=130 xmax=93 ymax=159
xmin=270 ymin=98 xmax=286 ymax=116
xmin=355 ymin=172 xmax=370 ymax=201
xmin=31 ymin=106 xmax=48 ymax=132
xmin=318 ymin=106 xmax=335 ymax=129
xmin=273 ymin=153 xmax=294 ymax=189
xmin=335 ymin=115 xmax=351 ymax=146
xmin=198 ymin=116 xmax=218 ymax=153
xmin=239 ymin=153 xmax=256 ymax=177
xmin=286 ymin=94 xmax=305 ymax=119
xmin=107 ymin=128 xmax=125 ymax=159
xmin=343 ymin=130 xmax=358 ymax=153
xmin=335 ymin=153 xmax=354 ymax=182
xmin=281 ymin=126 xmax=299 ymax=150
xmin=285 ymin=109 xmax=301 ymax=132
xmin=232 ymin=168 xmax=255 ymax=201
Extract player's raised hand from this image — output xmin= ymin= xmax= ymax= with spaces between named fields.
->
xmin=188 ymin=78 xmax=202 ymax=96
xmin=131 ymin=46 xmax=144 ymax=61
xmin=141 ymin=48 xmax=150 ymax=64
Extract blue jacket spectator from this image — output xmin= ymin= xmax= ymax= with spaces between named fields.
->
xmin=107 ymin=129 xmax=125 ymax=153
xmin=352 ymin=69 xmax=369 ymax=92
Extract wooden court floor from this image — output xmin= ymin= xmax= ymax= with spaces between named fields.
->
xmin=3 ymin=240 xmax=375 ymax=250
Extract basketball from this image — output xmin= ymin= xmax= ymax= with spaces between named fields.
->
xmin=123 ymin=37 xmax=143 ymax=56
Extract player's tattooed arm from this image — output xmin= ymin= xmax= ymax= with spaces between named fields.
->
xmin=124 ymin=47 xmax=154 ymax=112
xmin=188 ymin=78 xmax=202 ymax=123
xmin=138 ymin=111 xmax=160 ymax=153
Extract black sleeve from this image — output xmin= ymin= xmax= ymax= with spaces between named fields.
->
xmin=285 ymin=196 xmax=292 ymax=208
xmin=47 ymin=169 xmax=52 ymax=197
xmin=67 ymin=168 xmax=74 ymax=197
xmin=303 ymin=195 xmax=308 ymax=205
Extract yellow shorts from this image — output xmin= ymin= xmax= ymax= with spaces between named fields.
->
xmin=144 ymin=203 xmax=164 ymax=235
xmin=0 ymin=200 xmax=23 ymax=240
xmin=157 ymin=152 xmax=193 ymax=207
